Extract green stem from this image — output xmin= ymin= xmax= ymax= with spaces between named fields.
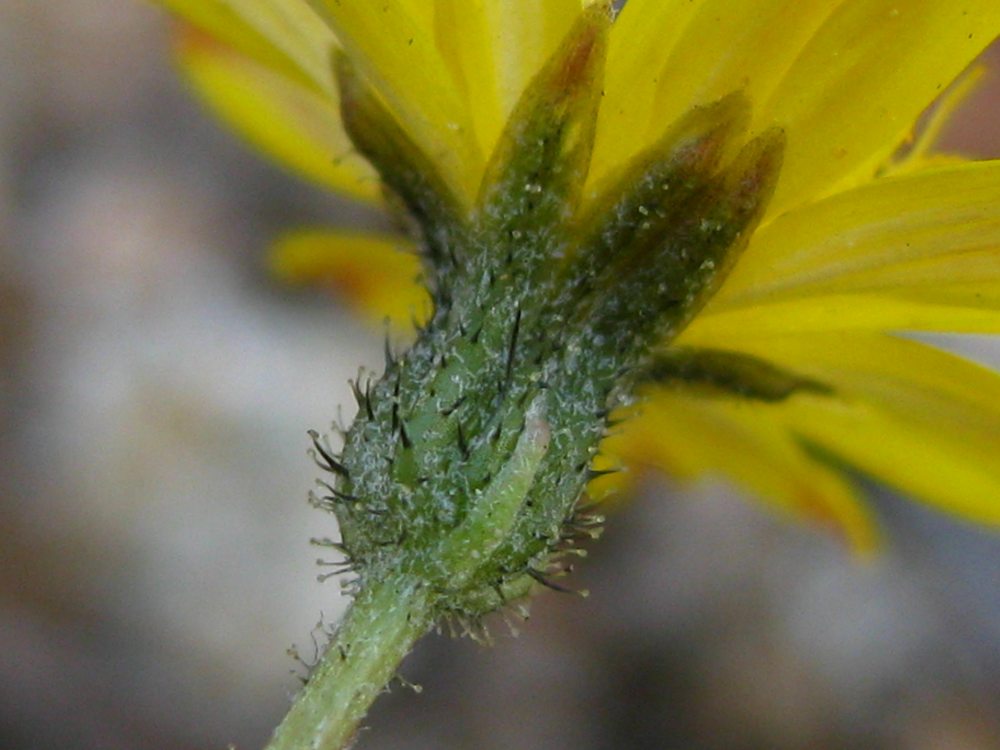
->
xmin=265 ymin=576 xmax=433 ymax=750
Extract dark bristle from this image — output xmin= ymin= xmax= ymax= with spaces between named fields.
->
xmin=317 ymin=479 xmax=359 ymax=503
xmin=308 ymin=430 xmax=349 ymax=478
xmin=350 ymin=380 xmax=365 ymax=409
xmin=504 ymin=306 xmax=522 ymax=388
xmin=364 ymin=381 xmax=375 ymax=420
xmin=384 ymin=336 xmax=395 ymax=369
xmin=436 ymin=283 xmax=453 ymax=309
xmin=491 ymin=582 xmax=506 ymax=605
xmin=526 ymin=568 xmax=574 ymax=594
xmin=442 ymin=395 xmax=465 ymax=417
xmin=586 ymin=468 xmax=619 ymax=481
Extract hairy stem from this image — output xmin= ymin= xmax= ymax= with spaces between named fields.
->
xmin=265 ymin=576 xmax=432 ymax=750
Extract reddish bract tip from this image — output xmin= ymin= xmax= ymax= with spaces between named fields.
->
xmin=549 ymin=7 xmax=611 ymax=94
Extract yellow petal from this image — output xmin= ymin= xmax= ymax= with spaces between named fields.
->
xmin=269 ymin=229 xmax=430 ymax=333
xmin=478 ymin=0 xmax=580 ymax=145
xmin=156 ymin=0 xmax=336 ymax=94
xmin=309 ymin=0 xmax=483 ymax=203
xmin=686 ymin=332 xmax=1000 ymax=525
xmin=687 ymin=294 xmax=1000 ymax=339
xmin=603 ymin=389 xmax=878 ymax=551
xmin=432 ymin=0 xmax=503 ymax=159
xmin=761 ymin=1 xmax=1000 ymax=216
xmin=686 ymin=161 xmax=1000 ymax=336
xmin=789 ymin=397 xmax=1000 ymax=527
xmin=176 ymin=29 xmax=378 ymax=201
xmin=592 ymin=0 xmax=841 ymax=188
xmin=591 ymin=0 xmax=700 ymax=187
xmin=432 ymin=0 xmax=579 ymax=161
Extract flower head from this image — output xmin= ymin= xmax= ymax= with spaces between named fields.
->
xmin=160 ymin=0 xmax=1000 ymax=552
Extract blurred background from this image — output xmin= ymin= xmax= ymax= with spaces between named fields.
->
xmin=1 ymin=2 xmax=999 ymax=748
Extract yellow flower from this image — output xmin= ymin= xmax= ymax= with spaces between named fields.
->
xmin=159 ymin=0 xmax=1000 ymax=551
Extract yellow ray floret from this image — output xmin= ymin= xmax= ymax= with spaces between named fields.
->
xmin=692 ymin=332 xmax=1000 ymax=525
xmin=591 ymin=1 xmax=1000 ymax=219
xmin=759 ymin=1 xmax=1000 ymax=216
xmin=157 ymin=0 xmax=337 ymax=93
xmin=601 ymin=388 xmax=879 ymax=552
xmin=308 ymin=0 xmax=483 ymax=203
xmin=432 ymin=0 xmax=580 ymax=161
xmin=686 ymin=160 xmax=1000 ymax=337
xmin=592 ymin=0 xmax=841 ymax=191
xmin=176 ymin=27 xmax=378 ymax=201
xmin=269 ymin=229 xmax=429 ymax=332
